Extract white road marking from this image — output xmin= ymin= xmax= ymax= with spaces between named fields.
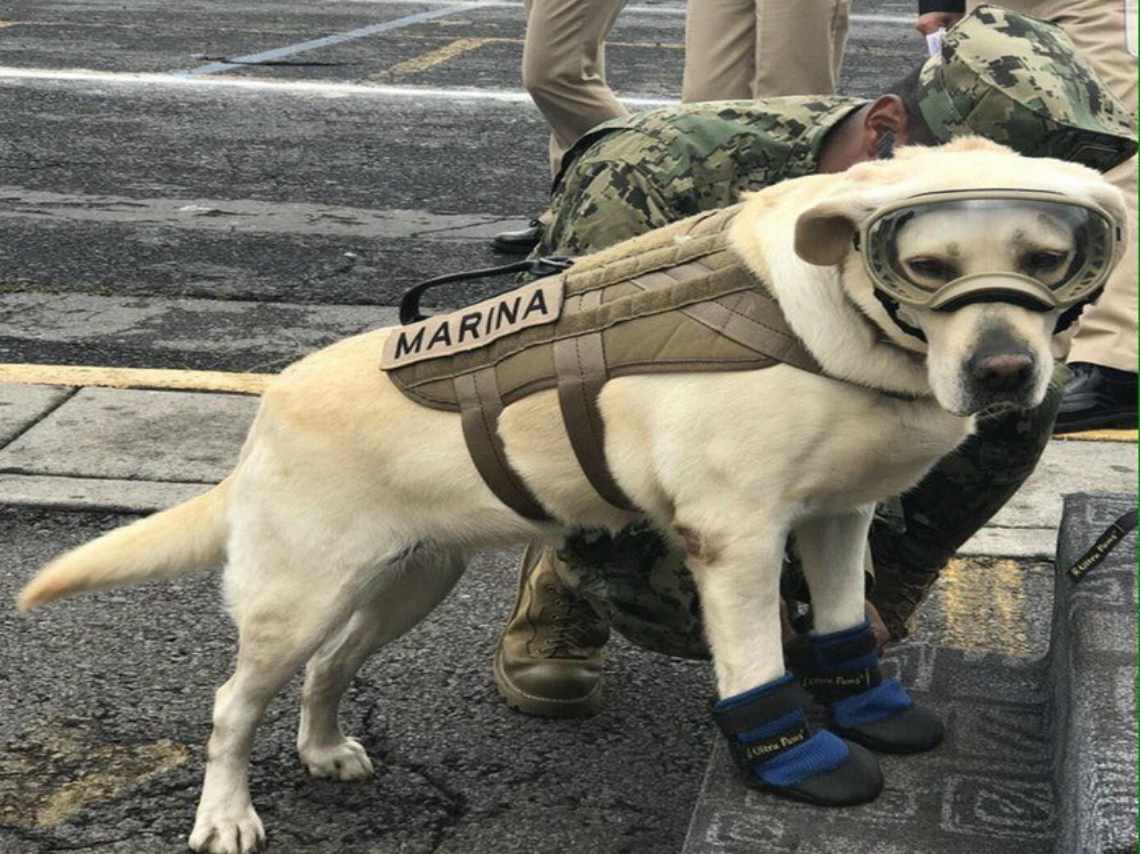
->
xmin=178 ymin=6 xmax=471 ymax=76
xmin=0 ymin=66 xmax=676 ymax=105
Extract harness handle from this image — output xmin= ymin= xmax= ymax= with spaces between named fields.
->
xmin=399 ymin=256 xmax=575 ymax=324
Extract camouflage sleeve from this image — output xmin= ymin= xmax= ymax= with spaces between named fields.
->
xmin=539 ymin=158 xmax=678 ymax=258
xmin=868 ymin=363 xmax=1068 ymax=638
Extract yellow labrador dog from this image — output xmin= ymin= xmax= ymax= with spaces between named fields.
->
xmin=18 ymin=139 xmax=1126 ymax=853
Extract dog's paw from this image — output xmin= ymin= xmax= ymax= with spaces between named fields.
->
xmin=188 ymin=804 xmax=265 ymax=854
xmin=300 ymin=736 xmax=375 ymax=781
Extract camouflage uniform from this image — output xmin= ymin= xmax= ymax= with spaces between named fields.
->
xmin=540 ymin=96 xmax=866 ymax=259
xmin=530 ymin=5 xmax=1138 ymax=656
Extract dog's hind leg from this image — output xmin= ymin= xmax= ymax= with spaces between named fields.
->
xmin=296 ymin=545 xmax=467 ymax=780
xmin=189 ymin=539 xmax=418 ymax=854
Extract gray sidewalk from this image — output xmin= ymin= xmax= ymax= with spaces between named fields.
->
xmin=0 ymin=380 xmax=1134 ymax=560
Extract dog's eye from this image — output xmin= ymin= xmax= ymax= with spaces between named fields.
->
xmin=1021 ymin=250 xmax=1069 ymax=276
xmin=904 ymin=257 xmax=957 ymax=283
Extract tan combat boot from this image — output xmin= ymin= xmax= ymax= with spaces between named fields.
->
xmin=493 ymin=543 xmax=609 ymax=717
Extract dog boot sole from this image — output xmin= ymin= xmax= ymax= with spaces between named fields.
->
xmin=834 ymin=704 xmax=945 ymax=754
xmin=748 ymin=739 xmax=884 ymax=807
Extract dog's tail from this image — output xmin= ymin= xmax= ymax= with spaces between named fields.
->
xmin=17 ymin=477 xmax=232 ymax=611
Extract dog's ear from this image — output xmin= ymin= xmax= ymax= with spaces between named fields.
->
xmin=794 ymin=193 xmax=876 ymax=267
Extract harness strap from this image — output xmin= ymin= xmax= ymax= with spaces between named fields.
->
xmin=455 ymin=368 xmax=552 ymax=522
xmin=554 ymin=289 xmax=638 ymax=513
xmin=400 ymin=256 xmax=574 ymax=324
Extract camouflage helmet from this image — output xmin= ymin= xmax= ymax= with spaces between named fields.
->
xmin=916 ymin=4 xmax=1137 ymax=172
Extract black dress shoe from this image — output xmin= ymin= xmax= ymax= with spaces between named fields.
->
xmin=1054 ymin=362 xmax=1138 ymax=433
xmin=491 ymin=219 xmax=544 ymax=255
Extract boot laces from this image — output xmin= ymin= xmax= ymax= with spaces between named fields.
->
xmin=539 ymin=583 xmax=603 ymax=658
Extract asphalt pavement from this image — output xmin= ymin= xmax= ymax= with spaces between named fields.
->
xmin=0 ymin=2 xmax=1135 ymax=853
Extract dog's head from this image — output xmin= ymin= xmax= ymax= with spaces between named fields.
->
xmin=793 ymin=138 xmax=1127 ymax=415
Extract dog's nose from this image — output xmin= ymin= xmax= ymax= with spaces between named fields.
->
xmin=968 ymin=352 xmax=1035 ymax=392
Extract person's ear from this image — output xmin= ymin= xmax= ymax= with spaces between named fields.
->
xmin=864 ymin=95 xmax=911 ymax=156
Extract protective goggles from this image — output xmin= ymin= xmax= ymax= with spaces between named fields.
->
xmin=858 ymin=190 xmax=1123 ymax=313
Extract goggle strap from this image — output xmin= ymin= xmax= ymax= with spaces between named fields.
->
xmin=1055 ymin=286 xmax=1103 ymax=334
xmin=873 ymin=290 xmax=927 ymax=342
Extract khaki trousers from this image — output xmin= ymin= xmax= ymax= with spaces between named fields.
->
xmin=971 ymin=0 xmax=1138 ymax=371
xmin=682 ymin=0 xmax=850 ymax=101
xmin=522 ymin=0 xmax=631 ymax=178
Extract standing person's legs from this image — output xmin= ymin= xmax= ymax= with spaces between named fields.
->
xmin=682 ymin=0 xmax=758 ymax=102
xmin=753 ymin=0 xmax=850 ymax=96
xmin=684 ymin=0 xmax=850 ymax=102
xmin=1069 ymin=156 xmax=1138 ymax=374
xmin=522 ymin=0 xmax=630 ymax=178
xmin=1041 ymin=0 xmax=1138 ymax=381
xmin=495 ymin=0 xmax=630 ymax=254
xmin=971 ymin=0 xmax=1138 ymax=427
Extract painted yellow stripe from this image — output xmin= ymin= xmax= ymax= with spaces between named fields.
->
xmin=1054 ymin=427 xmax=1138 ymax=443
xmin=373 ymin=35 xmax=682 ymax=82
xmin=397 ymin=34 xmax=684 ymax=49
xmin=0 ymin=363 xmax=273 ymax=395
xmin=5 ymin=363 xmax=1132 ymax=443
xmin=373 ymin=36 xmax=491 ymax=81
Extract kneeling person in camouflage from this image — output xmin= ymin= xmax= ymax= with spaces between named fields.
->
xmin=494 ymin=6 xmax=1137 ymax=718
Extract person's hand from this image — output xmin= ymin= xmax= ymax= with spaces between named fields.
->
xmin=914 ymin=11 xmax=963 ymax=35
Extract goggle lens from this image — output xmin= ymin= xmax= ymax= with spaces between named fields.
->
xmin=862 ymin=195 xmax=1118 ymax=309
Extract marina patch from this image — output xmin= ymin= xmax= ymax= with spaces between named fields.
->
xmin=381 ymin=279 xmax=564 ymax=369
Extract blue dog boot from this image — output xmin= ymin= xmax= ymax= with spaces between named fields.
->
xmin=712 ymin=674 xmax=883 ymax=806
xmin=790 ymin=621 xmax=943 ymax=754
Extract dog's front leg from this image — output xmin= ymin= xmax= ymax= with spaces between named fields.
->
xmin=684 ymin=526 xmax=788 ymax=696
xmin=790 ymin=508 xmax=944 ymax=756
xmin=682 ymin=518 xmax=882 ymax=806
xmin=792 ymin=507 xmax=874 ymax=635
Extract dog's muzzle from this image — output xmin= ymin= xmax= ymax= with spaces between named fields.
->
xmin=854 ymin=189 xmax=1124 ymax=340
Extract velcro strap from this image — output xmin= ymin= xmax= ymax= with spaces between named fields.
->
xmin=732 ymin=716 xmax=812 ymax=766
xmin=811 ymin=622 xmax=878 ymax=666
xmin=799 ymin=663 xmax=883 ymax=703
xmin=794 ymin=622 xmax=884 ymax=703
xmin=712 ymin=676 xmax=813 ymax=738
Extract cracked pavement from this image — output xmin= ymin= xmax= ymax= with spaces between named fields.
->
xmin=0 ymin=507 xmax=715 ymax=854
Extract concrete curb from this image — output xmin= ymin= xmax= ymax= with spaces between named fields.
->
xmin=1050 ymin=492 xmax=1137 ymax=854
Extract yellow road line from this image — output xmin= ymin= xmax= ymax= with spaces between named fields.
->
xmin=372 ymin=35 xmax=682 ymax=82
xmin=1054 ymin=427 xmax=1138 ymax=443
xmin=5 ymin=363 xmax=1133 ymax=443
xmin=0 ymin=363 xmax=272 ymax=395
xmin=372 ymin=36 xmax=491 ymax=81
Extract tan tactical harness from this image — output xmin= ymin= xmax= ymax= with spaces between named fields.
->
xmin=382 ymin=206 xmax=822 ymax=522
